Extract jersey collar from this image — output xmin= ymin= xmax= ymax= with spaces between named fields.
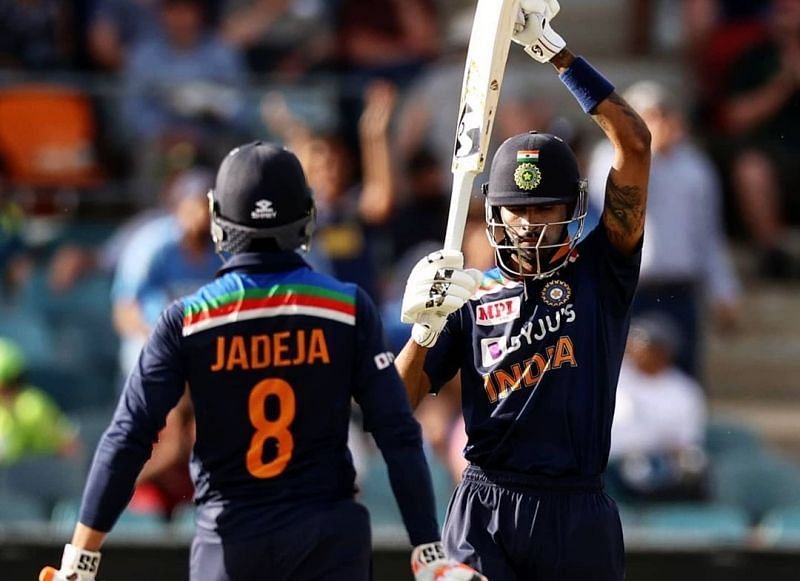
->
xmin=216 ymin=251 xmax=309 ymax=277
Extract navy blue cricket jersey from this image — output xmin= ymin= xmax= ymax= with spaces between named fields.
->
xmin=80 ymin=252 xmax=439 ymax=544
xmin=425 ymin=223 xmax=641 ymax=477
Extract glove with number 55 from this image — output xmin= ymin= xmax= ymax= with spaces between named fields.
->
xmin=401 ymin=249 xmax=482 ymax=348
xmin=40 ymin=544 xmax=101 ymax=581
xmin=513 ymin=0 xmax=566 ymax=63
xmin=412 ymin=542 xmax=487 ymax=581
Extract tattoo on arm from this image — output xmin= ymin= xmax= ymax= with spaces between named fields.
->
xmin=607 ymin=93 xmax=644 ymax=120
xmin=604 ymin=176 xmax=644 ymax=244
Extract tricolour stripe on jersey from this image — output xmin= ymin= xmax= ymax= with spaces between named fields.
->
xmin=182 ymin=284 xmax=356 ymax=336
xmin=472 ymin=271 xmax=521 ymax=299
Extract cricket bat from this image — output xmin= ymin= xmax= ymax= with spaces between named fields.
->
xmin=445 ymin=0 xmax=520 ymax=251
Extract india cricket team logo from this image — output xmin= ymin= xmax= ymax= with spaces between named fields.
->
xmin=514 ymin=150 xmax=541 ymax=190
xmin=541 ymin=279 xmax=571 ymax=307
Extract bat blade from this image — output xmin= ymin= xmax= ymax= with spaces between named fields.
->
xmin=445 ymin=0 xmax=519 ymax=251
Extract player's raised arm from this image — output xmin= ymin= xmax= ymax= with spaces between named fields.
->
xmin=513 ymin=0 xmax=651 ymax=255
xmin=567 ymin=55 xmax=651 ymax=255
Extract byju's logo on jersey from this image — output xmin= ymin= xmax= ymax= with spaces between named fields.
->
xmin=480 ymin=337 xmax=508 ymax=367
xmin=476 ymin=296 xmax=521 ymax=326
xmin=541 ymin=279 xmax=571 ymax=307
xmin=251 ymin=199 xmax=277 ymax=220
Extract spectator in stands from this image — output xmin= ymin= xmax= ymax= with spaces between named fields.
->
xmin=112 ymin=167 xmax=218 ymax=375
xmin=47 ymin=164 xmax=209 ymax=293
xmin=0 ymin=338 xmax=78 ymax=465
xmin=681 ymin=0 xmax=770 ymax=127
xmin=262 ymin=81 xmax=397 ymax=302
xmin=716 ymin=0 xmax=800 ymax=278
xmin=221 ymin=0 xmax=335 ymax=76
xmin=608 ymin=314 xmax=709 ymax=502
xmin=587 ymin=80 xmax=741 ymax=377
xmin=87 ymin=0 xmax=161 ymax=71
xmin=389 ymin=149 xmax=448 ymax=262
xmin=334 ymin=0 xmax=439 ymax=153
xmin=123 ymin=0 xmax=249 ymax=199
xmin=0 ymin=0 xmax=75 ymax=70
xmin=0 ymin=174 xmax=31 ymax=300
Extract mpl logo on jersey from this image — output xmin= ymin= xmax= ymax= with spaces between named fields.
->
xmin=475 ymin=296 xmax=521 ymax=326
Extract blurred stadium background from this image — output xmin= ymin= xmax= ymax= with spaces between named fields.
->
xmin=1 ymin=0 xmax=800 ymax=579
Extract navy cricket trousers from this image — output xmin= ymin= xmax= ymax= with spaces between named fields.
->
xmin=190 ymin=500 xmax=371 ymax=581
xmin=443 ymin=466 xmax=625 ymax=581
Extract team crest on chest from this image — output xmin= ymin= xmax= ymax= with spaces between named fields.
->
xmin=541 ymin=279 xmax=571 ymax=307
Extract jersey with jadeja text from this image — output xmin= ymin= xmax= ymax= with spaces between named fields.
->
xmin=78 ymin=252 xmax=439 ymax=544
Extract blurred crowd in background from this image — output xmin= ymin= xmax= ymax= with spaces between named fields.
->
xmin=1 ymin=0 xmax=800 ymax=548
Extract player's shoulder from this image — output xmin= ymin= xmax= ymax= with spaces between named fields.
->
xmin=179 ymin=267 xmax=362 ymax=334
xmin=471 ymin=267 xmax=523 ymax=301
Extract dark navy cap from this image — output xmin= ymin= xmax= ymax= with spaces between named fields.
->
xmin=213 ymin=141 xmax=312 ymax=228
xmin=484 ymin=132 xmax=581 ymax=206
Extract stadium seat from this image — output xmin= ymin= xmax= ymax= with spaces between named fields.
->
xmin=69 ymin=408 xmax=113 ymax=466
xmin=758 ymin=505 xmax=800 ymax=548
xmin=704 ymin=417 xmax=764 ymax=460
xmin=359 ymin=458 xmax=406 ymax=531
xmin=0 ymin=309 xmax=54 ymax=367
xmin=170 ymin=504 xmax=196 ymax=537
xmin=51 ymin=498 xmax=168 ymax=539
xmin=109 ymin=510 xmax=168 ymax=539
xmin=0 ymin=490 xmax=49 ymax=524
xmin=635 ymin=503 xmax=750 ymax=547
xmin=1 ymin=457 xmax=85 ymax=512
xmin=616 ymin=503 xmax=640 ymax=531
xmin=0 ymin=84 xmax=105 ymax=190
xmin=358 ymin=450 xmax=456 ymax=538
xmin=711 ymin=451 xmax=800 ymax=522
xmin=50 ymin=497 xmax=81 ymax=536
xmin=19 ymin=267 xmax=119 ymax=411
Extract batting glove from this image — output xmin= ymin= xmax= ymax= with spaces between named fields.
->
xmin=40 ymin=544 xmax=101 ymax=581
xmin=412 ymin=542 xmax=487 ymax=581
xmin=513 ymin=0 xmax=566 ymax=63
xmin=401 ymin=249 xmax=482 ymax=348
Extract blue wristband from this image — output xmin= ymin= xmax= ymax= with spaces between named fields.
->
xmin=559 ymin=56 xmax=615 ymax=114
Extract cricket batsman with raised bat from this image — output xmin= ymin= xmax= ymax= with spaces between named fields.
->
xmin=397 ymin=0 xmax=652 ymax=579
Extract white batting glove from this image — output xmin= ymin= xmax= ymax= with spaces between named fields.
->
xmin=401 ymin=249 xmax=482 ymax=348
xmin=40 ymin=544 xmax=101 ymax=581
xmin=412 ymin=542 xmax=487 ymax=581
xmin=513 ymin=0 xmax=566 ymax=63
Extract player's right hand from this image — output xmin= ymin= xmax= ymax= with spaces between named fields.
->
xmin=513 ymin=0 xmax=566 ymax=63
xmin=411 ymin=542 xmax=488 ymax=581
xmin=401 ymin=250 xmax=482 ymax=348
xmin=40 ymin=544 xmax=101 ymax=581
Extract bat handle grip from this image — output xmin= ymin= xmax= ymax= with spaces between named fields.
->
xmin=443 ymin=170 xmax=478 ymax=252
xmin=412 ymin=171 xmax=478 ymax=341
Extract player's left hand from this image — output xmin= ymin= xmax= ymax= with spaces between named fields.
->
xmin=513 ymin=0 xmax=566 ymax=63
xmin=40 ymin=544 xmax=101 ymax=581
xmin=411 ymin=542 xmax=488 ymax=581
xmin=400 ymin=250 xmax=482 ymax=348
